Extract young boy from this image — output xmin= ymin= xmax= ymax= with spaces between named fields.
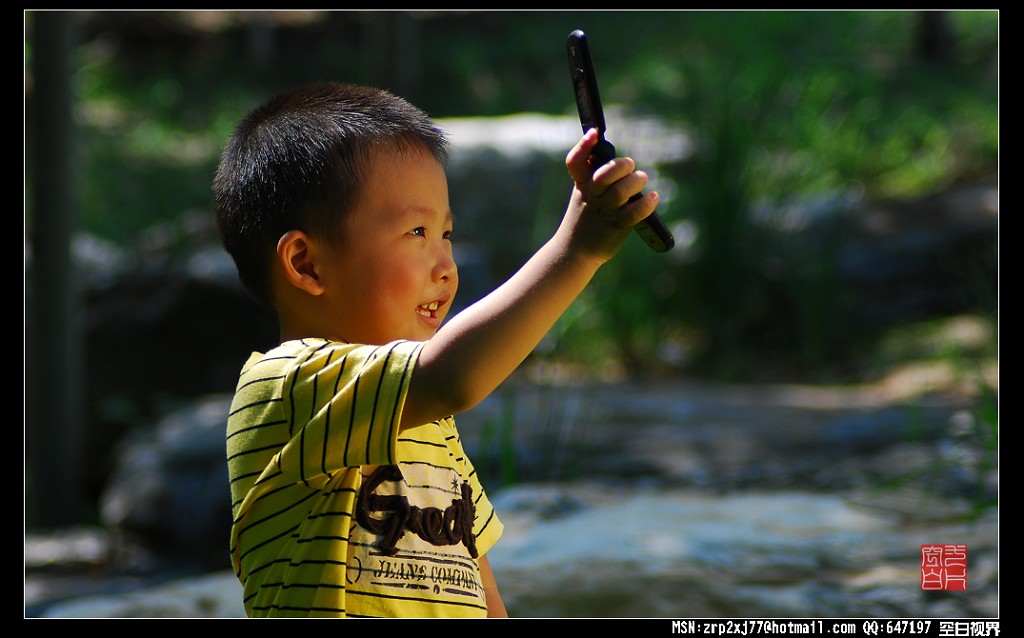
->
xmin=214 ymin=82 xmax=657 ymax=618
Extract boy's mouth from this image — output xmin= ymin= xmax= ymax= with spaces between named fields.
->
xmin=416 ymin=301 xmax=440 ymax=318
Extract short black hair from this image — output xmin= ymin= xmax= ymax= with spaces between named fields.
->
xmin=213 ymin=82 xmax=449 ymax=308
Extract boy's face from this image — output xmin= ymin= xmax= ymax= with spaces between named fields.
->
xmin=317 ymin=146 xmax=457 ymax=345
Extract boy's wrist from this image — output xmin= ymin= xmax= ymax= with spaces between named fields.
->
xmin=550 ymin=224 xmax=613 ymax=275
xmin=556 ymin=208 xmax=632 ymax=270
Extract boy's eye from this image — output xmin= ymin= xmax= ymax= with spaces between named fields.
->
xmin=409 ymin=227 xmax=453 ymax=241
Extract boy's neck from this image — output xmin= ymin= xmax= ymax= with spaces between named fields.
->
xmin=275 ymin=295 xmax=338 ymax=344
xmin=278 ymin=317 xmax=342 ymax=344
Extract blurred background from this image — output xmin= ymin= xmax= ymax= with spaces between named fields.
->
xmin=25 ymin=10 xmax=997 ymax=618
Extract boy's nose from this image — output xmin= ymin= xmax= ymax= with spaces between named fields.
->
xmin=433 ymin=249 xmax=457 ymax=283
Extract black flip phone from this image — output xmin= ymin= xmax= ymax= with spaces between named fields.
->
xmin=567 ymin=29 xmax=674 ymax=253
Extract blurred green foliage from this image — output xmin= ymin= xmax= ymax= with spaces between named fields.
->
xmin=25 ymin=10 xmax=998 ymax=380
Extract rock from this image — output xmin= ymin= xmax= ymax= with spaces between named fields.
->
xmin=830 ymin=181 xmax=997 ymax=329
xmin=38 ymin=570 xmax=245 ymax=618
xmin=99 ymin=395 xmax=234 ymax=573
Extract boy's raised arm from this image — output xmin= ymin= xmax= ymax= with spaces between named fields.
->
xmin=400 ymin=129 xmax=658 ymax=430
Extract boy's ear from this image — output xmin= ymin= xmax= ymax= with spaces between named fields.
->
xmin=276 ymin=230 xmax=325 ymax=296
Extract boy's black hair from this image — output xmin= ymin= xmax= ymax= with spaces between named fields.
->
xmin=213 ymin=82 xmax=450 ymax=309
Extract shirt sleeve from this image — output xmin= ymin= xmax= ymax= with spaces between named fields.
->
xmin=273 ymin=339 xmax=424 ymax=486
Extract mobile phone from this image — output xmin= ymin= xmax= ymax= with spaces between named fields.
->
xmin=567 ymin=29 xmax=674 ymax=252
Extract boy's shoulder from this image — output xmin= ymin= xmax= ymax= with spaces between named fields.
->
xmin=240 ymin=338 xmax=425 ymax=377
xmin=240 ymin=337 xmax=328 ymax=368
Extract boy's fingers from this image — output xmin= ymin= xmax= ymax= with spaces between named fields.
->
xmin=623 ymin=190 xmax=659 ymax=226
xmin=603 ymin=190 xmax=659 ymax=232
xmin=565 ymin=129 xmax=601 ymax=183
xmin=567 ymin=130 xmax=654 ymax=220
xmin=591 ymin=156 xmax=637 ymax=189
xmin=592 ymin=166 xmax=648 ymax=207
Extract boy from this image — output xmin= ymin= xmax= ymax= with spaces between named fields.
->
xmin=214 ymin=82 xmax=657 ymax=618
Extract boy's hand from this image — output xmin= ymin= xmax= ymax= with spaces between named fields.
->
xmin=562 ymin=128 xmax=659 ymax=263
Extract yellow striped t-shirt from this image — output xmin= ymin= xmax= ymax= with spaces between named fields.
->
xmin=226 ymin=338 xmax=502 ymax=617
